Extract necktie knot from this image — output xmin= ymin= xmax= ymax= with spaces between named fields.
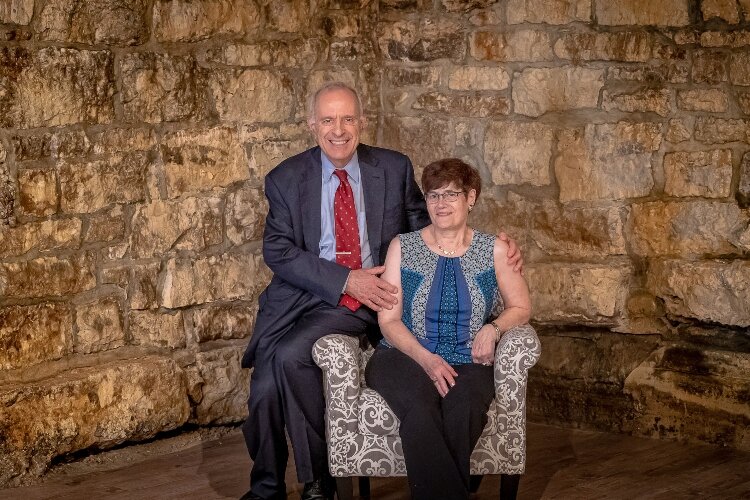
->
xmin=334 ymin=169 xmax=348 ymax=184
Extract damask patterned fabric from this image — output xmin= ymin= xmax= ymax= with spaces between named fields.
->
xmin=312 ymin=323 xmax=541 ymax=478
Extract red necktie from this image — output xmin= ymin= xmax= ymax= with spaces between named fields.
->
xmin=333 ymin=169 xmax=362 ymax=311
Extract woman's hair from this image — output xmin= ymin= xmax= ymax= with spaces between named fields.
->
xmin=421 ymin=158 xmax=482 ymax=200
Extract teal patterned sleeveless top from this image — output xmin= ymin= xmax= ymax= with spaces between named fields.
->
xmin=382 ymin=229 xmax=503 ymax=365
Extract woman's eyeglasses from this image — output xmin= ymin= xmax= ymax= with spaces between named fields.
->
xmin=425 ymin=190 xmax=464 ymax=204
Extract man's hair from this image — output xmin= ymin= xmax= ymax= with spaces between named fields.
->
xmin=307 ymin=81 xmax=364 ymax=123
xmin=421 ymin=158 xmax=482 ymax=200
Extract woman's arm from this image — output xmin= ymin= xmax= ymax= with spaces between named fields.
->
xmin=378 ymin=237 xmax=458 ymax=397
xmin=471 ymin=237 xmax=532 ymax=365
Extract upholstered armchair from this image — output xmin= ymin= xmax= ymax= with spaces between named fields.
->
xmin=312 ymin=324 xmax=541 ymax=500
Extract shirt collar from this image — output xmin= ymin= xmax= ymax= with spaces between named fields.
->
xmin=321 ymin=151 xmax=361 ymax=185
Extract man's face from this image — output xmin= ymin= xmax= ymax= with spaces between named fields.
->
xmin=309 ymin=88 xmax=365 ymax=168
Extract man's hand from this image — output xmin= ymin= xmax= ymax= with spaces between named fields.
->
xmin=345 ymin=267 xmax=399 ymax=312
xmin=499 ymin=232 xmax=524 ymax=274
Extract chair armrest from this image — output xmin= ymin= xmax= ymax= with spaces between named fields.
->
xmin=494 ymin=323 xmax=541 ymax=411
xmin=312 ymin=334 xmax=363 ymax=436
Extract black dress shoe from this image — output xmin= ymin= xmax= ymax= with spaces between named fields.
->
xmin=301 ymin=478 xmax=335 ymax=500
xmin=239 ymin=490 xmax=264 ymax=500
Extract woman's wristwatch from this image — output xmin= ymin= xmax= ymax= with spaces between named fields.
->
xmin=490 ymin=321 xmax=503 ymax=342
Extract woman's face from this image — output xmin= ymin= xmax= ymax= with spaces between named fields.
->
xmin=425 ymin=182 xmax=477 ymax=230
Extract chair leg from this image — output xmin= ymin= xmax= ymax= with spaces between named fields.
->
xmin=358 ymin=477 xmax=371 ymax=498
xmin=469 ymin=474 xmax=483 ymax=494
xmin=335 ymin=477 xmax=354 ymax=500
xmin=500 ymin=474 xmax=521 ymax=500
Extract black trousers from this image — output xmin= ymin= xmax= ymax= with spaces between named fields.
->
xmin=242 ymin=304 xmax=376 ymax=499
xmin=365 ymin=346 xmax=495 ymax=500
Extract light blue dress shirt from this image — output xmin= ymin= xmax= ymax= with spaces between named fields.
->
xmin=319 ymin=151 xmax=374 ymax=269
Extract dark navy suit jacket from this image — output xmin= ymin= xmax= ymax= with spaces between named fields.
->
xmin=241 ymin=144 xmax=430 ymax=369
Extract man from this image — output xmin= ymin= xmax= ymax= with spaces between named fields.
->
xmin=240 ymin=82 xmax=522 ymax=500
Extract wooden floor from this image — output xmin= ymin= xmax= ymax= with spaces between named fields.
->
xmin=3 ymin=423 xmax=750 ymax=499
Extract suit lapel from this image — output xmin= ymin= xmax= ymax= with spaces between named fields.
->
xmin=359 ymin=146 xmax=385 ymax=265
xmin=301 ymin=148 xmax=322 ymax=253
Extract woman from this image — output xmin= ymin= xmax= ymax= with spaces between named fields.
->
xmin=365 ymin=158 xmax=531 ymax=500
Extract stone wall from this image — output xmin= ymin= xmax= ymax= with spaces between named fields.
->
xmin=1 ymin=0 xmax=749 ymax=486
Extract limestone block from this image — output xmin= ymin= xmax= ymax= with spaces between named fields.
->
xmin=131 ymin=262 xmax=161 ymax=310
xmin=152 ymin=0 xmax=261 ymax=42
xmin=470 ymin=30 xmax=554 ymax=62
xmin=676 ymin=89 xmax=728 ymax=112
xmin=739 ymin=91 xmax=750 ymax=115
xmin=192 ymin=303 xmax=255 ymax=343
xmin=467 ymin=193 xmax=532 ymax=248
xmin=386 ymin=66 xmax=441 ymax=87
xmin=484 ymin=121 xmax=553 ymax=186
xmin=74 ymin=296 xmax=124 ymax=354
xmin=130 ymin=197 xmax=223 ymax=258
xmin=121 ymin=53 xmax=207 ymax=124
xmin=607 ymin=62 xmax=688 ymax=84
xmin=628 ymin=201 xmax=748 ymax=256
xmin=730 ymin=52 xmax=750 ymax=85
xmin=531 ymin=202 xmax=628 ymax=258
xmin=699 ymin=31 xmax=750 ymax=47
xmin=648 ymin=259 xmax=750 ymax=326
xmin=0 ymin=47 xmax=114 ymax=129
xmin=203 ymin=39 xmax=327 ymax=70
xmin=0 ymin=152 xmax=11 ymax=223
xmin=59 ymin=152 xmax=148 ymax=213
xmin=692 ymin=50 xmax=728 ymax=84
xmin=448 ymin=66 xmax=510 ymax=90
xmin=555 ymin=32 xmax=654 ymax=62
xmin=226 ymin=183 xmax=267 ymax=245
xmin=663 ymin=150 xmax=732 ymax=197
xmin=247 ymin=137 xmax=311 ymax=179
xmin=512 ymin=66 xmax=604 ymax=117
xmin=188 ymin=346 xmax=249 ymax=424
xmin=0 ymin=0 xmax=33 ymax=24
xmin=381 ymin=116 xmax=453 ymax=176
xmin=90 ymin=128 xmax=156 ymax=155
xmin=378 ymin=18 xmax=465 ymax=61
xmin=412 ymin=92 xmax=510 ymax=117
xmin=321 ymin=12 xmax=361 ymax=37
xmin=527 ymin=264 xmax=631 ymax=325
xmin=160 ymin=127 xmax=249 ymax=198
xmin=265 ymin=0 xmax=308 ymax=32
xmin=0 ymin=357 xmax=189 ymax=485
xmin=694 ymin=117 xmax=750 ymax=143
xmin=37 ymin=0 xmax=149 ymax=45
xmin=0 ymin=218 xmax=81 ymax=258
xmin=161 ymin=253 xmax=270 ymax=308
xmin=739 ymin=153 xmax=750 ymax=207
xmin=13 ymin=130 xmax=90 ymax=161
xmin=441 ymin=0 xmax=496 ymax=11
xmin=506 ymin=0 xmax=591 ymax=24
xmin=0 ymin=254 xmax=94 ymax=298
xmin=625 ymin=345 xmax=750 ymax=449
xmin=330 ymin=38 xmax=376 ymax=62
xmin=84 ymin=205 xmax=126 ymax=244
xmin=101 ymin=264 xmax=129 ymax=289
xmin=208 ymin=69 xmax=295 ymax=123
xmin=130 ymin=310 xmax=185 ymax=349
xmin=0 ymin=303 xmax=72 ymax=371
xmin=665 ymin=118 xmax=692 ymax=143
xmin=602 ymin=88 xmax=671 ymax=116
xmin=701 ymin=0 xmax=740 ymax=22
xmin=555 ymin=122 xmax=661 ymax=202
xmin=596 ymin=0 xmax=689 ymax=26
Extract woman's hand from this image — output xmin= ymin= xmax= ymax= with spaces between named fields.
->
xmin=471 ymin=324 xmax=497 ymax=366
xmin=419 ymin=352 xmax=458 ymax=397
